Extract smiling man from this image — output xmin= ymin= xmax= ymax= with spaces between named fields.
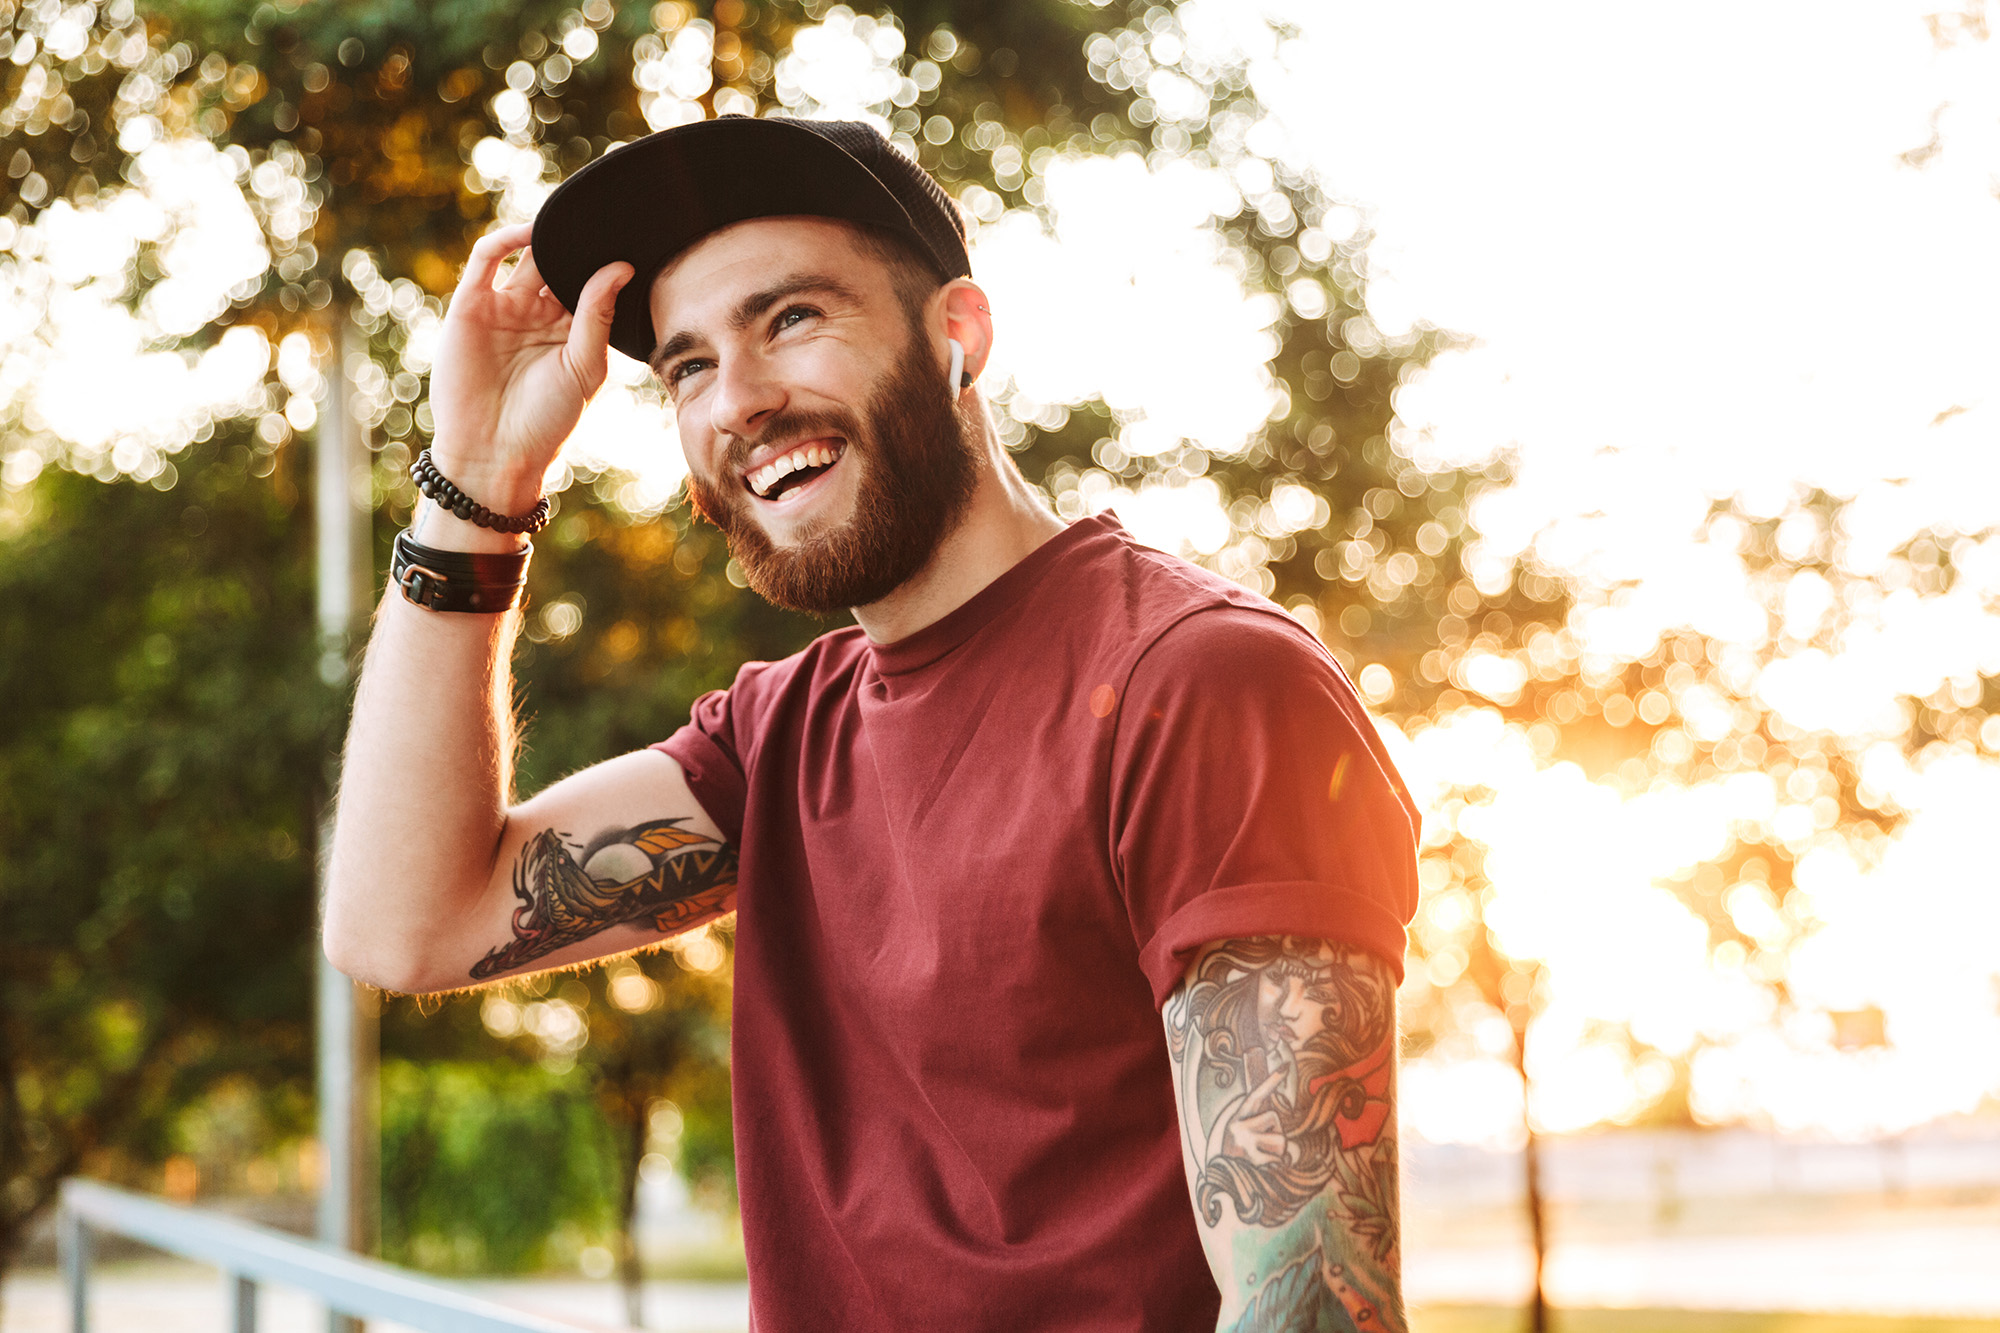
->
xmin=323 ymin=116 xmax=1419 ymax=1332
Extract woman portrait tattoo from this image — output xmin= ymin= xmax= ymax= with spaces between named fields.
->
xmin=469 ymin=818 xmax=737 ymax=980
xmin=1165 ymin=936 xmax=1403 ymax=1333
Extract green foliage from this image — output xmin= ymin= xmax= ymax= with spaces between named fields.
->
xmin=0 ymin=0 xmax=1530 ymax=1280
xmin=490 ymin=498 xmax=823 ymax=793
xmin=673 ymin=1056 xmax=735 ymax=1206
xmin=6 ymin=12 xmax=1986 ymax=1325
xmin=0 ymin=427 xmax=328 ymax=1262
xmin=379 ymin=1058 xmax=620 ymax=1273
xmin=381 ymin=947 xmax=736 ymax=1275
xmin=167 ymin=1073 xmax=315 ymax=1193
xmin=0 ymin=0 xmax=1604 ymax=1287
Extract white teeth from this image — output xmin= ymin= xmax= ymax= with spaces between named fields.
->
xmin=748 ymin=442 xmax=843 ymax=498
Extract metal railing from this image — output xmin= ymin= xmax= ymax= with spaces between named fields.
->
xmin=58 ymin=1178 xmax=590 ymax=1333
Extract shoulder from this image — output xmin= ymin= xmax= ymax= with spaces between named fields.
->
xmin=730 ymin=624 xmax=870 ymax=690
xmin=1096 ymin=546 xmax=1399 ymax=806
xmin=1055 ymin=513 xmax=1324 ymax=677
xmin=694 ymin=624 xmax=871 ymax=728
xmin=1132 ymin=603 xmax=1339 ymax=689
xmin=1114 ymin=602 xmax=1375 ymax=755
xmin=1081 ymin=522 xmax=1347 ymax=699
xmin=1081 ymin=514 xmax=1276 ymax=619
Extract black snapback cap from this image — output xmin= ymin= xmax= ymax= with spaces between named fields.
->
xmin=531 ymin=115 xmax=972 ymax=364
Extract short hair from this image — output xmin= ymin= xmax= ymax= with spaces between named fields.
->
xmin=851 ymin=223 xmax=949 ymax=326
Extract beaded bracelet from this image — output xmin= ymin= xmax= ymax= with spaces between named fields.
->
xmin=410 ymin=449 xmax=553 ymax=536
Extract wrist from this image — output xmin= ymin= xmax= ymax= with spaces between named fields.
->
xmin=425 ymin=442 xmax=549 ymax=517
xmin=410 ymin=498 xmax=533 ymax=554
xmin=408 ymin=447 xmax=550 ymax=553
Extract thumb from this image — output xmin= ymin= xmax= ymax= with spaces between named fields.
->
xmin=562 ymin=261 xmax=636 ymax=398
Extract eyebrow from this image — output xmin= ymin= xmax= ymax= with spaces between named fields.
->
xmin=648 ymin=273 xmax=865 ymax=377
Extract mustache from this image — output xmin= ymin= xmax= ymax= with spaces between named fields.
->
xmin=715 ymin=406 xmax=865 ymax=481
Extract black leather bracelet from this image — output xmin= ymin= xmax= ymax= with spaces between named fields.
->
xmin=391 ymin=529 xmax=531 ymax=613
xmin=410 ymin=449 xmax=553 ymax=536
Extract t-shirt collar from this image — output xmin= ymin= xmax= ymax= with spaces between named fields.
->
xmin=867 ymin=512 xmax=1125 ymax=677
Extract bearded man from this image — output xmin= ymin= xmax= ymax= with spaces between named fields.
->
xmin=323 ymin=116 xmax=1419 ymax=1333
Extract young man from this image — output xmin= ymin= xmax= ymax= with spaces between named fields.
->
xmin=323 ymin=116 xmax=1419 ymax=1332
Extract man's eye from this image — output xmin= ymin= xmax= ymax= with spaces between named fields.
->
xmin=774 ymin=305 xmax=820 ymax=332
xmin=668 ymin=359 xmax=710 ymax=386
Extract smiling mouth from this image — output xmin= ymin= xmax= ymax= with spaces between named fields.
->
xmin=746 ymin=440 xmax=845 ymax=503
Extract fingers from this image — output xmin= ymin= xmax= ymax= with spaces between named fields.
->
xmin=502 ymin=246 xmax=547 ymax=293
xmin=1247 ymin=1134 xmax=1285 ymax=1163
xmin=560 ymin=261 xmax=637 ymax=397
xmin=1241 ymin=1113 xmax=1287 ymax=1163
xmin=1242 ymin=1065 xmax=1288 ymax=1111
xmin=459 ymin=222 xmax=535 ymax=294
xmin=1228 ymin=1115 xmax=1287 ymax=1166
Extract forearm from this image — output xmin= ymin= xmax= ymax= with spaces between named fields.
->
xmin=321 ymin=498 xmax=528 ymax=990
xmin=1198 ymin=1155 xmax=1404 ymax=1333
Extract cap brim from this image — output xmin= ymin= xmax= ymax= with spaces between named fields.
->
xmin=531 ymin=118 xmax=934 ymax=364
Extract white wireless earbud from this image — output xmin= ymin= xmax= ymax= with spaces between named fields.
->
xmin=946 ymin=337 xmax=966 ymax=393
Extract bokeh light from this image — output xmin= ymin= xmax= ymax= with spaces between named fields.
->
xmin=5 ymin=0 xmax=1998 ymax=1154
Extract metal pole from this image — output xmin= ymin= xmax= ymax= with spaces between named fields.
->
xmin=58 ymin=1199 xmax=89 ymax=1333
xmin=228 ymin=1272 xmax=259 ymax=1333
xmin=316 ymin=303 xmax=380 ymax=1333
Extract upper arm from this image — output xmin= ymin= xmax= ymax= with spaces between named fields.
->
xmin=1111 ymin=608 xmax=1418 ymax=1004
xmin=404 ymin=748 xmax=737 ymax=993
xmin=1163 ymin=935 xmax=1405 ymax=1333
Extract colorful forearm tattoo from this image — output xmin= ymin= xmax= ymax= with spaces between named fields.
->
xmin=469 ymin=819 xmax=738 ymax=980
xmin=1164 ymin=936 xmax=1404 ymax=1333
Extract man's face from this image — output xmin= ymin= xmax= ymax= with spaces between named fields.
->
xmin=648 ymin=217 xmax=979 ymax=615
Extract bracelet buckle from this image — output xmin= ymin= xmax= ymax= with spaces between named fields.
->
xmin=391 ymin=528 xmax=530 ymax=613
xmin=398 ymin=562 xmax=449 ymax=609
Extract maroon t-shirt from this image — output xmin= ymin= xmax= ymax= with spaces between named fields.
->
xmin=655 ymin=513 xmax=1417 ymax=1332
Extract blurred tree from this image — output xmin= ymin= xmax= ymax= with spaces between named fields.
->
xmin=1396 ymin=488 xmax=1984 ymax=1085
xmin=379 ymin=1058 xmax=620 ymax=1273
xmin=0 ymin=431 xmax=328 ymax=1293
xmin=380 ymin=935 xmax=732 ymax=1302
xmin=575 ymin=944 xmax=730 ymax=1320
xmin=34 ymin=3 xmax=1987 ymax=1322
xmin=0 ymin=0 xmax=1538 ymax=1302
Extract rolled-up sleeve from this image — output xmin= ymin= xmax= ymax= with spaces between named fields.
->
xmin=1108 ymin=607 xmax=1420 ymax=1006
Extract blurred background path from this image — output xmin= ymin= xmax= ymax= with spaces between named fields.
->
xmin=9 ymin=1123 xmax=2000 ymax=1330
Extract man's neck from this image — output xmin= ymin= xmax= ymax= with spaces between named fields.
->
xmin=850 ymin=423 xmax=1066 ymax=645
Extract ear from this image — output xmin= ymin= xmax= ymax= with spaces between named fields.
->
xmin=938 ymin=280 xmax=994 ymax=396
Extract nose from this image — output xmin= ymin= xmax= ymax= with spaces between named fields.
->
xmin=705 ymin=353 xmax=786 ymax=445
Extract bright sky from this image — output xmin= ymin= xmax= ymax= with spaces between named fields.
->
xmin=1272 ymin=0 xmax=2000 ymax=580
xmin=5 ymin=2 xmax=1998 ymax=1142
xmin=1250 ymin=0 xmax=2000 ymax=1142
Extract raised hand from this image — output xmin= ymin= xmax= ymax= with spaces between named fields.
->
xmin=425 ymin=222 xmax=634 ymax=519
xmin=1224 ymin=1063 xmax=1293 ymax=1166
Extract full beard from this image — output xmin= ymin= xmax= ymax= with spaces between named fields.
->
xmin=685 ymin=333 xmax=982 ymax=616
